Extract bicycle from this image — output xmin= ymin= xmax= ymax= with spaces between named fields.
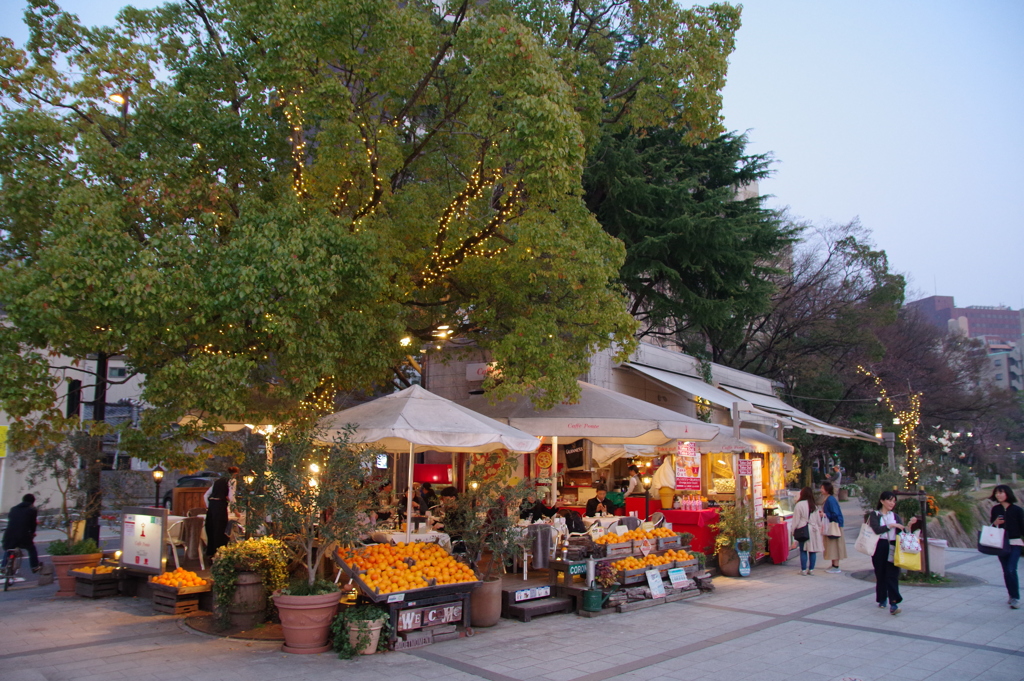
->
xmin=3 ymin=547 xmax=24 ymax=592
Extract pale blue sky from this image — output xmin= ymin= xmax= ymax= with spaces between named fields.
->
xmin=3 ymin=0 xmax=1023 ymax=308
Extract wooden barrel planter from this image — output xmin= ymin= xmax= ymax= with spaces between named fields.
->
xmin=228 ymin=572 xmax=266 ymax=629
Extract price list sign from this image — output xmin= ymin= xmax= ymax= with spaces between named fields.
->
xmin=120 ymin=506 xmax=167 ymax=574
xmin=675 ymin=441 xmax=701 ymax=491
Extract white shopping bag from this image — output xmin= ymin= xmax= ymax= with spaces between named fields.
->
xmin=854 ymin=522 xmax=880 ymax=556
xmin=979 ymin=525 xmax=1006 ymax=549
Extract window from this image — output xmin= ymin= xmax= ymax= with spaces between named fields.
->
xmin=994 ymin=360 xmax=1003 ymax=367
xmin=109 ymin=367 xmax=127 ymax=378
xmin=995 ymin=374 xmax=1003 ymax=381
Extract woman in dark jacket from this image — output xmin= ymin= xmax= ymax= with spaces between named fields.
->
xmin=204 ymin=467 xmax=238 ymax=559
xmin=869 ymin=490 xmax=918 ymax=615
xmin=989 ymin=485 xmax=1023 ymax=609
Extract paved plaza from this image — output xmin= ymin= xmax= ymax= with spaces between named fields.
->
xmin=2 ymin=504 xmax=1022 ymax=681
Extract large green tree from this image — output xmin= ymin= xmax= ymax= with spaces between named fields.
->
xmin=583 ymin=128 xmax=796 ymax=347
xmin=0 ymin=0 xmax=741 ymax=457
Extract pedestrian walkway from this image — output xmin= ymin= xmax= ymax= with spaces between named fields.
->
xmin=2 ymin=499 xmax=1021 ymax=681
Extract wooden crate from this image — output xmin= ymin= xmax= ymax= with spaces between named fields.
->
xmin=149 ymin=577 xmax=212 ymax=615
xmin=657 ymin=536 xmax=682 ymax=550
xmin=74 ymin=570 xmax=121 ymax=599
xmin=153 ymin=590 xmax=201 ymax=615
xmin=602 ymin=541 xmax=634 ymax=559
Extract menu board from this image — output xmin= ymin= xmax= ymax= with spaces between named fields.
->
xmin=675 ymin=441 xmax=701 ymax=491
xmin=120 ymin=507 xmax=167 ymax=574
xmin=646 ymin=569 xmax=666 ymax=598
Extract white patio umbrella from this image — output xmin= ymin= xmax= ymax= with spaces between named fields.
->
xmin=316 ymin=384 xmax=540 ymax=540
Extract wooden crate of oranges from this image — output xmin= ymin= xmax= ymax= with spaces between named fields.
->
xmin=149 ymin=568 xmax=212 ymax=615
xmin=336 ymin=542 xmax=481 ymax=603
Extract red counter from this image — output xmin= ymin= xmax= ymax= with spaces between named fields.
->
xmin=624 ymin=496 xmax=656 ymax=519
xmin=659 ymin=508 xmax=720 ymax=554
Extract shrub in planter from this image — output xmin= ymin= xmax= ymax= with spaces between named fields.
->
xmin=331 ymin=603 xmax=390 ymax=658
xmin=211 ymin=537 xmax=289 ymax=627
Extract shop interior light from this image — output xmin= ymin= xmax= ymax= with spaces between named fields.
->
xmin=716 ymin=459 xmax=726 ymax=466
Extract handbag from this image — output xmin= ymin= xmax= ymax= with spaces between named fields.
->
xmin=894 ymin=537 xmax=922 ymax=571
xmin=793 ymin=524 xmax=810 ymax=542
xmin=854 ymin=521 xmax=880 ymax=556
xmin=899 ymin=532 xmax=922 ymax=554
xmin=825 ymin=521 xmax=842 ymax=538
xmin=978 ymin=525 xmax=1010 ymax=556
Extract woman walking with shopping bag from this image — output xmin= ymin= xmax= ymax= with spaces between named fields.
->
xmin=820 ymin=481 xmax=846 ymax=573
xmin=792 ymin=487 xmax=823 ymax=575
xmin=988 ymin=485 xmax=1023 ymax=609
xmin=869 ymin=490 xmax=918 ymax=615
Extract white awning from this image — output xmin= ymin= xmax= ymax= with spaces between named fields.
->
xmin=717 ymin=386 xmax=879 ymax=443
xmin=622 ymin=363 xmax=799 ymax=430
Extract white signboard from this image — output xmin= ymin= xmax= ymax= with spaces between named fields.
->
xmin=120 ymin=507 xmax=167 ymax=574
xmin=751 ymin=459 xmax=763 ymax=518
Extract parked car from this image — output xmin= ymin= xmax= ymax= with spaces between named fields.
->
xmin=163 ymin=471 xmax=220 ymax=509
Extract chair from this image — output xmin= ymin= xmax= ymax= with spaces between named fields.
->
xmin=186 ymin=508 xmax=206 ymax=518
xmin=649 ymin=512 xmax=666 ymax=529
xmin=165 ymin=520 xmax=188 ymax=570
xmin=616 ymin=516 xmax=642 ymax=532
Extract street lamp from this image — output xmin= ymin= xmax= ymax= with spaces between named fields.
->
xmin=641 ymin=475 xmax=653 ymax=520
xmin=152 ymin=465 xmax=165 ymax=508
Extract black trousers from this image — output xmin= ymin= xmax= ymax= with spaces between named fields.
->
xmin=872 ymin=538 xmax=901 ymax=605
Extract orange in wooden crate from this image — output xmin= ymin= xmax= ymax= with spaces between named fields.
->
xmin=339 ymin=542 xmax=477 ymax=594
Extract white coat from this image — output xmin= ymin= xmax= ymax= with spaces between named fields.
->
xmin=792 ymin=499 xmax=824 ymax=553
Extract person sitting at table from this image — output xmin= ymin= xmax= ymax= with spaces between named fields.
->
xmin=585 ymin=489 xmax=619 ymax=517
xmin=419 ymin=482 xmax=439 ymax=511
xmin=519 ymin=490 xmax=560 ymax=522
xmin=428 ymin=486 xmax=459 ymax=531
xmin=556 ymin=508 xmax=587 ymax=534
xmin=371 ymin=481 xmax=396 ymax=525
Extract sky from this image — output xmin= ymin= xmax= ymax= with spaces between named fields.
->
xmin=2 ymin=0 xmax=1023 ymax=309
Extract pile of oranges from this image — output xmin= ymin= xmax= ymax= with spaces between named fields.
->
xmin=340 ymin=542 xmax=477 ymax=595
xmin=611 ymin=548 xmax=692 ymax=571
xmin=594 ymin=526 xmax=678 ymax=544
xmin=151 ymin=567 xmax=208 ymax=589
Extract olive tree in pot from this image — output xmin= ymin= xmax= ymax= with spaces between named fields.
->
xmin=444 ymin=452 xmax=532 ymax=627
xmin=11 ymin=424 xmax=106 ymax=595
xmin=238 ymin=426 xmax=378 ymax=654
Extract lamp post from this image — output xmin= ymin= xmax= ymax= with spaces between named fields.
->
xmin=242 ymin=473 xmax=255 ymax=539
xmin=152 ymin=465 xmax=165 ymax=508
xmin=883 ymin=432 xmax=896 ymax=471
xmin=641 ymin=475 xmax=653 ymax=520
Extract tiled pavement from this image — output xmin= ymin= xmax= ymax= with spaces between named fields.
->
xmin=2 ymin=500 xmax=1022 ymax=681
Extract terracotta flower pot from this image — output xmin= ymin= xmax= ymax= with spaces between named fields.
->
xmin=717 ymin=547 xmax=741 ymax=577
xmin=470 ymin=578 xmax=502 ymax=627
xmin=51 ymin=553 xmax=103 ymax=597
xmin=347 ymin=620 xmax=384 ymax=655
xmin=272 ymin=590 xmax=340 ymax=654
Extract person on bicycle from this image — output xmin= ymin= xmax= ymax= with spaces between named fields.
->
xmin=2 ymin=493 xmax=41 ymax=573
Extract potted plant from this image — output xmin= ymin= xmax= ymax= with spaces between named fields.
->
xmin=11 ymin=425 xmax=106 ymax=595
xmin=331 ymin=603 xmax=390 ymax=658
xmin=710 ymin=504 xmax=766 ymax=578
xmin=444 ymin=451 xmax=532 ymax=627
xmin=210 ymin=537 xmax=289 ymax=629
xmin=238 ymin=426 xmax=378 ymax=654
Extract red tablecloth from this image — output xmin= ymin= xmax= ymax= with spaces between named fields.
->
xmin=659 ymin=508 xmax=720 ymax=554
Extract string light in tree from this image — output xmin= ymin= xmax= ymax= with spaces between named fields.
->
xmin=858 ymin=366 xmax=923 ymax=486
